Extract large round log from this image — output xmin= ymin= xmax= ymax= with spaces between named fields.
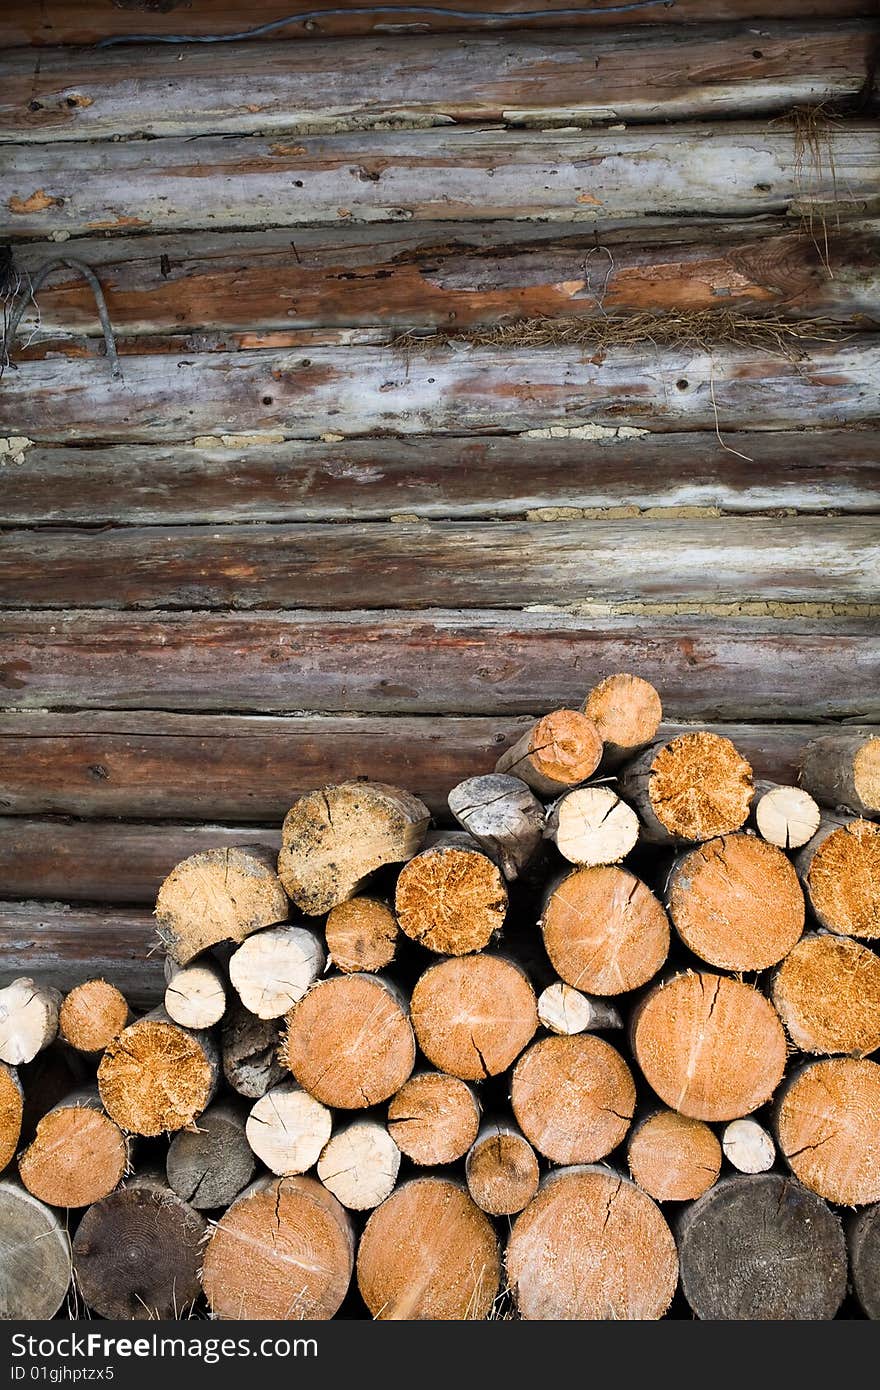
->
xmin=677 ymin=1174 xmax=846 ymax=1320
xmin=0 ymin=1182 xmax=71 ymax=1319
xmin=283 ymin=974 xmax=415 ymax=1108
xmin=221 ymin=998 xmax=285 ymax=1099
xmin=395 ymin=840 xmax=507 ymax=955
xmin=541 ymin=864 xmax=669 ymax=995
xmin=316 ymin=1120 xmax=401 ymax=1211
xmin=631 ymin=972 xmax=787 ymax=1122
xmin=447 ymin=773 xmax=544 ymax=880
xmin=667 ymin=833 xmax=804 ymax=971
xmin=848 ymin=1204 xmax=880 ymax=1320
xmin=0 ymin=1062 xmax=23 ymax=1173
xmin=201 ymin=1175 xmax=354 ymax=1321
xmin=797 ymin=816 xmax=880 ymax=939
xmin=228 ymin=924 xmax=325 ymax=1019
xmin=627 ymin=1109 xmax=721 ymax=1203
xmin=619 ymin=731 xmax=753 ymax=844
xmin=58 ymin=979 xmax=129 ymax=1054
xmin=278 ymin=781 xmax=429 ymax=915
xmin=325 ymin=897 xmax=399 ymax=974
xmin=357 ymin=1177 xmax=500 ymax=1320
xmin=465 ymin=1122 xmax=539 ymax=1217
xmin=98 ymin=1007 xmax=219 ymax=1136
xmin=166 ymin=1100 xmax=256 ymax=1209
xmin=0 ymin=978 xmax=61 ymax=1065
xmin=410 ymin=954 xmax=537 ymax=1081
xmin=776 ymin=1057 xmax=880 ymax=1205
xmin=583 ymin=672 xmax=662 ymax=769
xmin=156 ymin=846 xmax=288 ymax=964
xmin=387 ymin=1071 xmax=480 ymax=1166
xmin=495 ymin=708 xmax=602 ymax=798
xmin=507 ymin=1167 xmax=677 ymax=1320
xmin=246 ymin=1081 xmax=332 ymax=1176
xmin=511 ymin=1034 xmax=635 ymax=1164
xmin=800 ymin=733 xmax=880 ymax=817
xmin=18 ymin=1087 xmax=128 ymax=1208
xmin=770 ymin=932 xmax=880 ymax=1056
xmin=72 ymin=1174 xmax=206 ymax=1320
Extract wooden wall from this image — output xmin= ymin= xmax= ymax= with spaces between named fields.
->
xmin=0 ymin=3 xmax=878 ymax=1003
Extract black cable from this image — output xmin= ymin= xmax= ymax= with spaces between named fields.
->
xmin=96 ymin=2 xmax=675 ymax=46
xmin=1 ymin=258 xmax=122 ymax=382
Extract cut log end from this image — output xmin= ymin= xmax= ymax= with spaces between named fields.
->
xmin=325 ymin=897 xmax=399 ymax=973
xmin=283 ymin=974 xmax=415 ymax=1109
xmin=278 ymin=781 xmax=429 ymax=916
xmin=58 ymin=979 xmax=129 ymax=1054
xmin=545 ymin=785 xmax=639 ymax=867
xmin=755 ymin=784 xmax=821 ymax=850
xmin=387 ymin=1072 xmax=480 ymax=1166
xmin=496 ymin=708 xmax=603 ymax=797
xmin=508 ymin=1167 xmax=678 ymax=1320
xmin=0 ymin=1063 xmax=23 ymax=1173
xmin=721 ymin=1118 xmax=775 ymax=1175
xmin=448 ymin=773 xmax=544 ymax=880
xmin=202 ymin=1175 xmax=354 ymax=1320
xmin=317 ymin=1120 xmax=401 ymax=1211
xmin=18 ymin=1090 xmax=128 ymax=1208
xmin=410 ymin=955 xmax=537 ymax=1082
xmin=632 ymin=972 xmax=786 ymax=1122
xmin=0 ymin=1182 xmax=71 ymax=1320
xmin=166 ymin=1101 xmax=256 ymax=1210
xmin=246 ymin=1080 xmax=332 ymax=1176
xmin=627 ymin=1110 xmax=721 ymax=1202
xmin=511 ymin=1034 xmax=635 ymax=1165
xmin=465 ymin=1124 xmax=539 ymax=1216
xmin=777 ymin=1057 xmax=880 ymax=1206
xmin=229 ymin=924 xmax=325 ymax=1019
xmin=537 ymin=982 xmax=622 ymax=1035
xmin=164 ymin=958 xmax=227 ymax=1030
xmin=357 ymin=1177 xmax=500 ymax=1321
xmin=771 ymin=932 xmax=880 ymax=1056
xmin=395 ymin=843 xmax=507 ymax=955
xmin=668 ymin=832 xmax=804 ymax=971
xmin=542 ymin=864 xmax=669 ymax=996
xmin=0 ymin=978 xmax=61 ymax=1066
xmin=584 ymin=672 xmax=662 ymax=763
xmin=98 ymin=1014 xmax=217 ymax=1136
xmin=627 ymin=732 xmax=754 ymax=842
xmin=156 ymin=846 xmax=288 ymax=965
xmin=800 ymin=818 xmax=880 ymax=940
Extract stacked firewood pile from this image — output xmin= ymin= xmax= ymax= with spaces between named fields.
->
xmin=1 ymin=675 xmax=878 ymax=1321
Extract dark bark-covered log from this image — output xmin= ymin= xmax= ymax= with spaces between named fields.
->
xmin=849 ymin=1205 xmax=880 ymax=1320
xmin=221 ymin=999 xmax=286 ymax=1099
xmin=465 ymin=1122 xmax=539 ymax=1216
xmin=283 ymin=974 xmax=415 ymax=1108
xmin=58 ymin=978 xmax=129 ymax=1053
xmin=753 ymin=780 xmax=821 ymax=849
xmin=166 ymin=1101 xmax=256 ymax=1210
xmin=3 ymin=341 xmax=879 ymax=442
xmin=18 ymin=1087 xmax=128 ymax=1208
xmin=541 ymin=864 xmax=669 ymax=994
xmin=396 ymin=841 xmax=508 ymax=955
xmin=627 ymin=1109 xmax=721 ymax=1202
xmin=631 ymin=972 xmax=787 ymax=1121
xmin=721 ymin=1118 xmax=775 ymax=1174
xmin=72 ymin=1174 xmax=206 ymax=1320
xmin=201 ymin=1175 xmax=354 ymax=1321
xmin=97 ymin=1007 xmax=219 ymax=1136
xmin=278 ymin=782 xmax=429 ymax=915
xmin=164 ymin=956 xmax=227 ymax=1030
xmin=797 ymin=816 xmax=880 ymax=939
xmin=771 ymin=932 xmax=880 ymax=1056
xmin=584 ymin=672 xmax=662 ymax=770
xmin=410 ymin=955 xmax=537 ymax=1081
xmin=507 ymin=1166 xmax=678 ymax=1320
xmin=356 ymin=1176 xmax=500 ymax=1321
xmin=316 ymin=1120 xmax=401 ymax=1211
xmin=667 ymin=832 xmax=804 ymax=970
xmin=0 ymin=1063 xmax=23 ymax=1173
xmin=619 ymin=731 xmax=754 ymax=844
xmin=677 ymin=1174 xmax=846 ymax=1320
xmin=776 ymin=1057 xmax=880 ymax=1205
xmin=6 ymin=430 xmax=879 ymax=526
xmin=387 ymin=1072 xmax=480 ymax=1166
xmin=228 ymin=925 xmax=324 ymax=1018
xmin=325 ymin=898 xmax=399 ymax=974
xmin=447 ymin=774 xmax=544 ymax=880
xmin=245 ymin=1081 xmax=332 ymax=1176
xmin=0 ymin=977 xmax=60 ymax=1065
xmin=2 ymin=25 xmax=871 ymax=142
xmin=495 ymin=709 xmax=602 ymax=798
xmin=800 ymin=733 xmax=880 ymax=816
xmin=536 ymin=982 xmax=622 ymax=1035
xmin=0 ymin=1181 xmax=71 ymax=1319
xmin=156 ymin=846 xmax=288 ymax=965
xmin=511 ymin=1034 xmax=635 ymax=1164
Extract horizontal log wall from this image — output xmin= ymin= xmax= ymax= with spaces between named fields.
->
xmin=0 ymin=11 xmax=877 ymax=983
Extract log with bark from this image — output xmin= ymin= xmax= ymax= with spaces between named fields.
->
xmin=495 ymin=709 xmax=602 ymax=798
xmin=797 ymin=817 xmax=880 ymax=940
xmin=0 ymin=978 xmax=61 ymax=1066
xmin=583 ymin=673 xmax=662 ymax=771
xmin=848 ymin=1204 xmax=880 ymax=1320
xmin=800 ymin=734 xmax=880 ymax=818
xmin=536 ymin=982 xmax=622 ymax=1035
xmin=770 ymin=932 xmax=880 ymax=1056
xmin=447 ymin=774 xmax=544 ymax=880
xmin=97 ymin=1007 xmax=219 ymax=1136
xmin=619 ymin=732 xmax=754 ymax=844
xmin=396 ymin=837 xmax=508 ymax=955
xmin=0 ymin=1181 xmax=71 ymax=1320
xmin=166 ymin=1101 xmax=256 ymax=1210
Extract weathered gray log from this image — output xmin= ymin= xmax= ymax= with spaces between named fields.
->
xmin=800 ymin=733 xmax=880 ymax=817
xmin=447 ymin=774 xmax=544 ymax=880
xmin=0 ymin=1181 xmax=71 ymax=1319
xmin=677 ymin=1174 xmax=846 ymax=1320
xmin=166 ymin=1101 xmax=256 ymax=1210
xmin=221 ymin=998 xmax=286 ymax=1099
xmin=849 ymin=1205 xmax=880 ymax=1320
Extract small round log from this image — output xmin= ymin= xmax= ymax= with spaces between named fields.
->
xmin=677 ymin=1174 xmax=846 ymax=1320
xmin=797 ymin=816 xmax=880 ymax=939
xmin=776 ymin=1056 xmax=880 ymax=1205
xmin=537 ymin=982 xmax=622 ymax=1035
xmin=544 ymin=785 xmax=639 ymax=867
xmin=667 ymin=832 xmax=804 ymax=971
xmin=164 ymin=956 xmax=227 ymax=1030
xmin=583 ymin=672 xmax=662 ymax=769
xmin=465 ymin=1122 xmax=539 ymax=1216
xmin=278 ymin=781 xmax=429 ymax=915
xmin=283 ymin=974 xmax=415 ymax=1109
xmin=166 ymin=1100 xmax=256 ymax=1209
xmin=395 ymin=840 xmax=507 ymax=955
xmin=156 ymin=846 xmax=288 ymax=964
xmin=317 ymin=1120 xmax=401 ymax=1211
xmin=228 ymin=924 xmax=325 ymax=1019
xmin=618 ymin=731 xmax=753 ymax=844
xmin=221 ymin=998 xmax=285 ymax=1099
xmin=631 ymin=972 xmax=786 ymax=1122
xmin=511 ymin=1034 xmax=635 ymax=1165
xmin=541 ymin=864 xmax=669 ymax=995
xmin=58 ymin=979 xmax=129 ymax=1054
xmin=325 ymin=897 xmax=399 ymax=973
xmin=357 ymin=1176 xmax=500 ymax=1320
xmin=72 ymin=1174 xmax=206 ymax=1320
xmin=507 ymin=1166 xmax=678 ymax=1320
xmin=0 ymin=1062 xmax=23 ymax=1173
xmin=18 ymin=1087 xmax=128 ymax=1208
xmin=800 ymin=732 xmax=880 ymax=817
xmin=770 ymin=931 xmax=880 ymax=1056
xmin=410 ymin=955 xmax=537 ymax=1081
xmin=0 ymin=1181 xmax=71 ymax=1319
xmin=98 ymin=1007 xmax=219 ymax=1136
xmin=387 ymin=1072 xmax=480 ymax=1166
xmin=495 ymin=708 xmax=602 ymax=798
xmin=848 ymin=1203 xmax=880 ymax=1319
xmin=447 ymin=773 xmax=544 ymax=880
xmin=246 ymin=1080 xmax=332 ymax=1176
xmin=753 ymin=781 xmax=820 ymax=850
xmin=627 ymin=1109 xmax=721 ymax=1202
xmin=721 ymin=1118 xmax=775 ymax=1174
xmin=0 ymin=977 xmax=61 ymax=1065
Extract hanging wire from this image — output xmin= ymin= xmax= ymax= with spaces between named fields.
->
xmin=0 ymin=256 xmax=122 ymax=381
xmin=96 ymin=2 xmax=676 ymax=45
